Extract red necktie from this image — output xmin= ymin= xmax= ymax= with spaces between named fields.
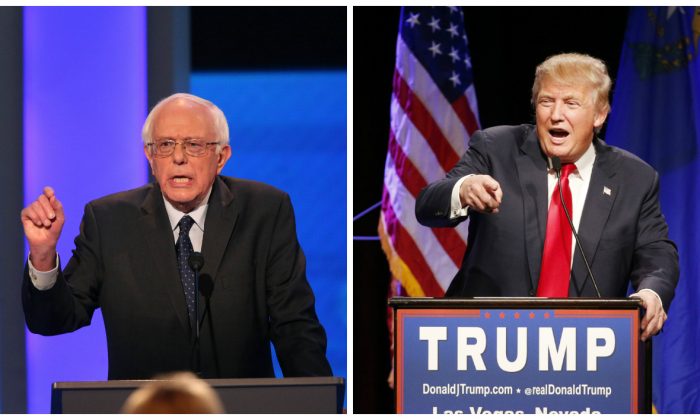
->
xmin=537 ymin=163 xmax=576 ymax=297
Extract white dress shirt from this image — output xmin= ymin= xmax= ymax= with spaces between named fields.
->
xmin=163 ymin=187 xmax=211 ymax=253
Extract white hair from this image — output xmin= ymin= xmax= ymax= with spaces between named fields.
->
xmin=141 ymin=93 xmax=230 ymax=152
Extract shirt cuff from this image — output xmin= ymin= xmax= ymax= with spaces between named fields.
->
xmin=629 ymin=288 xmax=665 ymax=312
xmin=27 ymin=254 xmax=59 ymax=291
xmin=450 ymin=174 xmax=474 ymax=219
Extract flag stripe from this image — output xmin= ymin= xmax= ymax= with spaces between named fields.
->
xmin=381 ymin=188 xmax=445 ymax=297
xmin=393 ymin=70 xmax=461 ymax=173
xmin=394 ymin=36 xmax=473 ymax=154
xmin=378 ymin=216 xmax=426 ymax=297
xmin=383 ymin=153 xmax=459 ymax=291
xmin=388 ymin=129 xmax=467 ymax=267
xmin=390 ymin=97 xmax=447 ymax=185
xmin=451 ymin=95 xmax=479 ymax=135
xmin=389 ymin=98 xmax=470 ymax=245
xmin=465 ymin=85 xmax=480 ymax=129
xmin=387 ymin=129 xmax=428 ymax=197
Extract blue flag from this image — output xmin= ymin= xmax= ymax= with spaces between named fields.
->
xmin=605 ymin=6 xmax=700 ymax=413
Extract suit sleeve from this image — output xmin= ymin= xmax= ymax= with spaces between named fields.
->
xmin=415 ymin=129 xmax=493 ymax=227
xmin=265 ymin=193 xmax=332 ymax=377
xmin=629 ymin=170 xmax=679 ymax=311
xmin=22 ymin=203 xmax=102 ymax=335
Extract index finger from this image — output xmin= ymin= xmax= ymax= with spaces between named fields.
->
xmin=484 ymin=180 xmax=502 ymax=203
xmin=492 ymin=184 xmax=503 ymax=204
xmin=43 ymin=186 xmax=56 ymax=199
xmin=482 ymin=176 xmax=499 ymax=190
xmin=642 ymin=307 xmax=654 ymax=328
xmin=47 ymin=194 xmax=65 ymax=221
xmin=641 ymin=312 xmax=661 ymax=341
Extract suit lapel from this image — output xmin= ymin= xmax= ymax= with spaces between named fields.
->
xmin=201 ymin=177 xmax=239 ymax=283
xmin=570 ymin=140 xmax=618 ymax=296
xmin=138 ymin=183 xmax=191 ymax=334
xmin=515 ymin=127 xmax=549 ymax=291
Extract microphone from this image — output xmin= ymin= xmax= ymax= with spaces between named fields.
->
xmin=188 ymin=252 xmax=204 ymax=272
xmin=188 ymin=252 xmax=205 ymax=375
xmin=551 ymin=156 xmax=602 ymax=298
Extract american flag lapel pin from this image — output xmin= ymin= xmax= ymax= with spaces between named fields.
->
xmin=603 ymin=186 xmax=611 ymax=196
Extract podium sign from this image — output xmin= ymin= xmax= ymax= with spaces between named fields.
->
xmin=391 ymin=298 xmax=650 ymax=414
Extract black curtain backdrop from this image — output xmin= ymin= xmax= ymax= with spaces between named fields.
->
xmin=191 ymin=7 xmax=346 ymax=69
xmin=353 ymin=6 xmax=629 ymax=414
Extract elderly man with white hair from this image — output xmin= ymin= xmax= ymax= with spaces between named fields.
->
xmin=21 ymin=93 xmax=332 ymax=380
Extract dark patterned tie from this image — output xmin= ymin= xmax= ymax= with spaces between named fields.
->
xmin=176 ymin=215 xmax=196 ymax=328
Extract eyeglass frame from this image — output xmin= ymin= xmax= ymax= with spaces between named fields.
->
xmin=145 ymin=138 xmax=223 ymax=158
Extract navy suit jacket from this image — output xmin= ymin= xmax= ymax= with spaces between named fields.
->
xmin=415 ymin=125 xmax=679 ymax=310
xmin=23 ymin=176 xmax=332 ymax=380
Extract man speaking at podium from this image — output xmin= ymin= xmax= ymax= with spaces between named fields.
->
xmin=416 ymin=53 xmax=679 ymax=342
xmin=21 ymin=93 xmax=332 ymax=380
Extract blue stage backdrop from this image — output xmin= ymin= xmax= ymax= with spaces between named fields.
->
xmin=23 ymin=7 xmax=147 ymax=414
xmin=191 ymin=70 xmax=347 ymax=384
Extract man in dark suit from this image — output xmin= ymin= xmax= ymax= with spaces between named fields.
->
xmin=415 ymin=53 xmax=678 ymax=342
xmin=21 ymin=93 xmax=332 ymax=379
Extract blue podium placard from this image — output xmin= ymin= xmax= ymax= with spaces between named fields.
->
xmin=393 ymin=299 xmax=645 ymax=414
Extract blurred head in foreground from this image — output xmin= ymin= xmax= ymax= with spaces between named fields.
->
xmin=121 ymin=371 xmax=225 ymax=414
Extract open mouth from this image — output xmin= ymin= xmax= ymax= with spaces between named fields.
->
xmin=171 ymin=176 xmax=193 ymax=185
xmin=548 ymin=128 xmax=570 ymax=144
xmin=549 ymin=128 xmax=570 ymax=138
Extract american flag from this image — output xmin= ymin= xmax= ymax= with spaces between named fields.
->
xmin=379 ymin=6 xmax=480 ymax=297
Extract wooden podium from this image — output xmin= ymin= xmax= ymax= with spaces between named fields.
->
xmin=51 ymin=376 xmax=345 ymax=414
xmin=390 ymin=298 xmax=650 ymax=414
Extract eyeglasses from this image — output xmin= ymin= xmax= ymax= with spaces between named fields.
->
xmin=146 ymin=139 xmax=221 ymax=158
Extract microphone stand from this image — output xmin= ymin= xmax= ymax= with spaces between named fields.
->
xmin=199 ymin=274 xmax=221 ymax=377
xmin=188 ymin=252 xmax=205 ymax=375
xmin=551 ymin=157 xmax=602 ymax=298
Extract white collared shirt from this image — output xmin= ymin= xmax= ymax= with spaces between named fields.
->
xmin=163 ymin=187 xmax=212 ymax=253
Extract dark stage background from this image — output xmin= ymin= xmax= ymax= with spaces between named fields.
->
xmin=191 ymin=7 xmax=346 ymax=69
xmin=353 ymin=6 xmax=629 ymax=413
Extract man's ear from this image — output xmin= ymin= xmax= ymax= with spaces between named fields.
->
xmin=144 ymin=146 xmax=155 ymax=175
xmin=216 ymin=145 xmax=231 ymax=174
xmin=593 ymin=105 xmax=609 ymax=130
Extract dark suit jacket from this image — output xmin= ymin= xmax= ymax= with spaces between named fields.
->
xmin=23 ymin=176 xmax=332 ymax=380
xmin=415 ymin=125 xmax=679 ymax=310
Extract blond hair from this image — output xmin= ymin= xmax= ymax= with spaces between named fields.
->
xmin=121 ymin=371 xmax=225 ymax=414
xmin=531 ymin=53 xmax=612 ymax=115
